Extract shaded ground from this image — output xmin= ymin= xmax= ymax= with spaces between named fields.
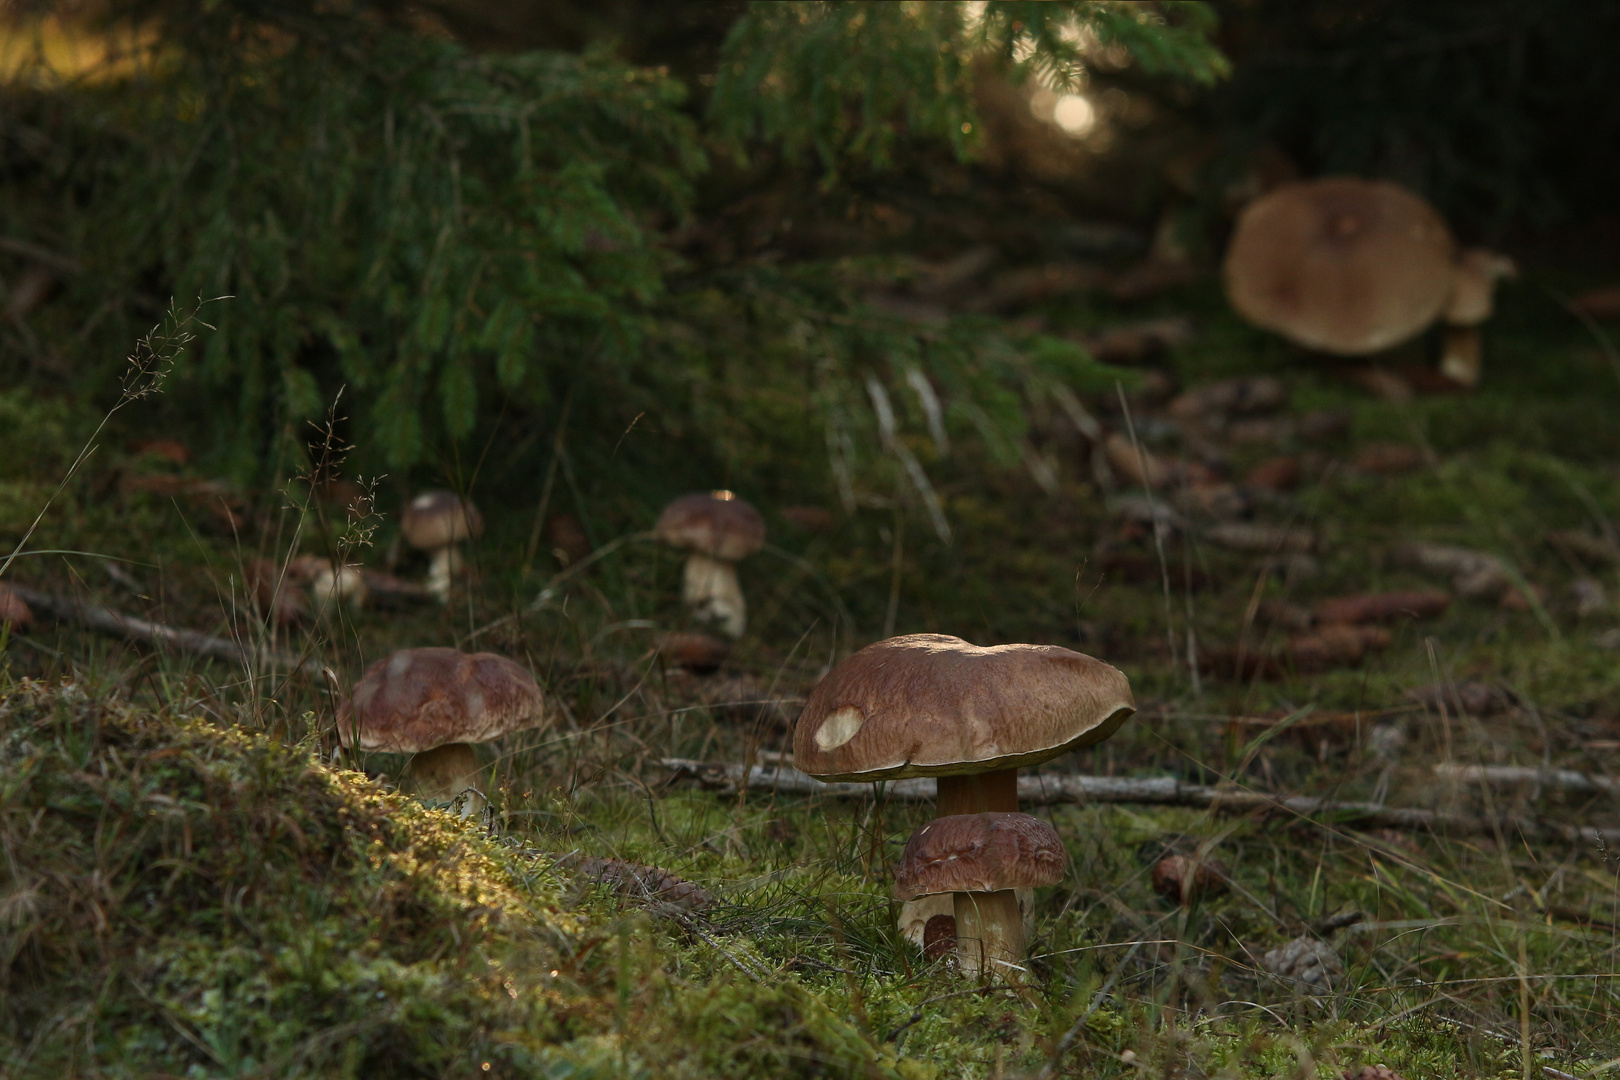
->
xmin=5 ymin=194 xmax=1620 ymax=1076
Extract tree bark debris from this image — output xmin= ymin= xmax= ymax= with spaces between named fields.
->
xmin=661 ymin=758 xmax=1620 ymax=844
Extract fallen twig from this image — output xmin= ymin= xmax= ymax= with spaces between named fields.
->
xmin=660 ymin=759 xmax=1620 ymax=843
xmin=4 ymin=582 xmax=320 ymax=673
xmin=1435 ymin=763 xmax=1620 ymax=795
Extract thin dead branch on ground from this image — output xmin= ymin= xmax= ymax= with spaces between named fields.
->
xmin=661 ymin=758 xmax=1620 ymax=843
xmin=5 ymin=581 xmax=319 ymax=673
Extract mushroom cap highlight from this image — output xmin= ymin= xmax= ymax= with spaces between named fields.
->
xmin=1223 ymin=177 xmax=1456 ymax=355
xmin=893 ymin=812 xmax=1067 ymax=901
xmin=792 ymin=633 xmax=1135 ymax=782
xmin=655 ymin=491 xmax=765 ymax=561
xmin=341 ymin=646 xmax=546 ymax=753
xmin=400 ymin=490 xmax=484 ymax=551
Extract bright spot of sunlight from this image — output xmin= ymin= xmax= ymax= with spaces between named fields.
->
xmin=1052 ymin=94 xmax=1096 ymax=135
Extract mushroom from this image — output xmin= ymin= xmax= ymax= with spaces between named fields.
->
xmin=1224 ymin=177 xmax=1457 ymax=356
xmin=1151 ymin=853 xmax=1229 ymax=905
xmin=793 ymin=633 xmax=1135 ymax=977
xmin=340 ymin=646 xmax=547 ymax=818
xmin=0 ymin=582 xmax=33 ymax=632
xmin=1437 ymin=248 xmax=1518 ymax=388
xmin=400 ymin=490 xmax=483 ymax=603
xmin=654 ymin=491 xmax=765 ymax=639
xmin=895 ymin=813 xmax=1066 ymax=977
xmin=656 ymin=631 xmax=731 ymax=674
xmin=311 ymin=561 xmax=368 ymax=617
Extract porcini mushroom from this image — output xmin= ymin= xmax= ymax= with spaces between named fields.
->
xmin=654 ymin=491 xmax=765 ymax=639
xmin=0 ymin=582 xmax=32 ymax=631
xmin=311 ymin=561 xmax=368 ymax=617
xmin=340 ymin=646 xmax=546 ymax=817
xmin=793 ymin=633 xmax=1135 ymax=977
xmin=1224 ymin=177 xmax=1457 ymax=356
xmin=894 ymin=812 xmax=1067 ymax=978
xmin=1437 ymin=248 xmax=1517 ymax=388
xmin=400 ymin=490 xmax=483 ymax=603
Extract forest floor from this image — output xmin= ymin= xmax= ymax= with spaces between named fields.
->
xmin=5 ymin=263 xmax=1620 ymax=1078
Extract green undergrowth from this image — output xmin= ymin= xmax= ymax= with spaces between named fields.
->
xmin=4 ymin=269 xmax=1620 ymax=1075
xmin=0 ymin=679 xmax=586 ymax=1076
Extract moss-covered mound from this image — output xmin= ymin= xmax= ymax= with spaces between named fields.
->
xmin=0 ymin=680 xmax=580 ymax=1077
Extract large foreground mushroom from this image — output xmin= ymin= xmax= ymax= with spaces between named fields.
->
xmin=1224 ymin=177 xmax=1513 ymax=384
xmin=340 ymin=646 xmax=546 ymax=817
xmin=655 ymin=491 xmax=765 ymax=638
xmin=793 ymin=633 xmax=1135 ymax=977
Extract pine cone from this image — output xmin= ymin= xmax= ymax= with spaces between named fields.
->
xmin=566 ymin=855 xmax=715 ymax=911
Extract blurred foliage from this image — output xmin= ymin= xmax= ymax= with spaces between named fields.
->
xmin=0 ymin=0 xmax=1216 ymax=505
xmin=709 ymin=1 xmax=1224 ymax=176
xmin=1206 ymin=0 xmax=1620 ymax=235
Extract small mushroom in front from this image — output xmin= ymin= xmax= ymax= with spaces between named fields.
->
xmin=895 ymin=813 xmax=1067 ymax=978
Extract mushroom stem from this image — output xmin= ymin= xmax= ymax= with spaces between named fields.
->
xmin=954 ymin=889 xmax=1025 ymax=979
xmin=682 ymin=552 xmax=746 ymax=638
xmin=406 ymin=742 xmax=485 ymax=818
xmin=937 ymin=769 xmax=1020 ymax=816
xmin=1438 ymin=326 xmax=1482 ymax=388
xmin=425 ymin=546 xmax=462 ymax=603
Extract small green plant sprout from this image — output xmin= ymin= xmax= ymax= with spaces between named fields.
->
xmin=792 ymin=633 xmax=1135 ymax=978
xmin=340 ymin=646 xmax=549 ymax=818
xmin=654 ymin=491 xmax=766 ymax=639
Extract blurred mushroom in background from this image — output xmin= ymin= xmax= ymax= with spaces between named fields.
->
xmin=0 ymin=582 xmax=33 ymax=631
xmin=1437 ymin=247 xmax=1518 ymax=387
xmin=1223 ymin=178 xmax=1513 ymax=386
xmin=654 ymin=491 xmax=765 ymax=638
xmin=311 ymin=562 xmax=368 ymax=618
xmin=401 ymin=490 xmax=483 ymax=603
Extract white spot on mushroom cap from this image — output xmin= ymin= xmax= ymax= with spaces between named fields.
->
xmin=388 ymin=651 xmax=414 ymax=679
xmin=814 ymin=705 xmax=865 ymax=751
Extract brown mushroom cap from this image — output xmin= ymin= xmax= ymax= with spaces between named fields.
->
xmin=792 ymin=633 xmax=1135 ymax=782
xmin=1224 ymin=177 xmax=1457 ymax=355
xmin=400 ymin=491 xmax=483 ymax=551
xmin=0 ymin=582 xmax=33 ymax=631
xmin=341 ymin=646 xmax=545 ymax=753
xmin=894 ymin=812 xmax=1067 ymax=901
xmin=655 ymin=491 xmax=765 ymax=561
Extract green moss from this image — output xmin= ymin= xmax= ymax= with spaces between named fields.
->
xmin=0 ymin=680 xmax=580 ymax=1077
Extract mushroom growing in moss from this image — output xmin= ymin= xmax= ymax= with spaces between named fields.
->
xmin=793 ymin=633 xmax=1135 ymax=977
xmin=654 ymin=491 xmax=765 ymax=638
xmin=340 ymin=646 xmax=546 ymax=818
xmin=894 ymin=813 xmax=1067 ymax=978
